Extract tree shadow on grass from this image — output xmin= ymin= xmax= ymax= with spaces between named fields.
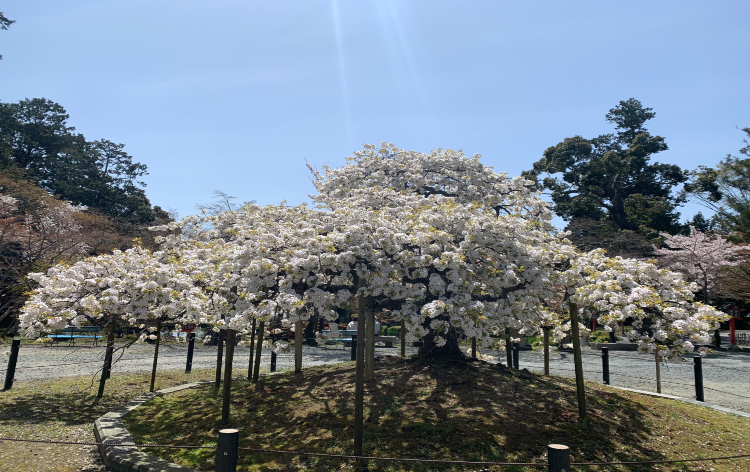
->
xmin=118 ymin=356 xmax=711 ymax=472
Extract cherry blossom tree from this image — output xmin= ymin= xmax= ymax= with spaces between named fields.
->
xmin=19 ymin=246 xmax=205 ymax=396
xmin=654 ymin=226 xmax=740 ymax=346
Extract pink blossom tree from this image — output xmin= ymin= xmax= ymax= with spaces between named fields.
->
xmin=654 ymin=227 xmax=740 ymax=345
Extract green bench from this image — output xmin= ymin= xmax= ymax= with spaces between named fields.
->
xmin=46 ymin=326 xmax=103 ymax=346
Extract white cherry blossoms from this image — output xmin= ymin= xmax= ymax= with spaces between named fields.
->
xmin=19 ymin=246 xmax=206 ymax=338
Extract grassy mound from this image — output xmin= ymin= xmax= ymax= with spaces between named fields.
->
xmin=125 ymin=357 xmax=750 ymax=471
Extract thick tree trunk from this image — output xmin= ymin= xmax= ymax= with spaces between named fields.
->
xmin=417 ymin=326 xmax=464 ymax=359
xmin=222 ymin=329 xmax=236 ymax=424
xmin=247 ymin=318 xmax=256 ymax=381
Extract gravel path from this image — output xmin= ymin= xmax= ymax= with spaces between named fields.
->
xmin=5 ymin=341 xmax=750 ymax=413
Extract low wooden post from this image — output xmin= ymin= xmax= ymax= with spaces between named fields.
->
xmin=3 ymin=338 xmax=20 ymax=390
xmin=602 ymin=346 xmax=610 ymax=385
xmin=543 ymin=326 xmax=550 ymax=376
xmin=547 ymin=444 xmax=570 ymax=472
xmin=512 ymin=342 xmax=519 ymax=370
xmin=569 ymin=301 xmax=587 ymax=420
xmin=97 ymin=318 xmax=117 ymax=398
xmin=216 ymin=428 xmax=239 ymax=472
xmin=222 ymin=329 xmax=236 ymax=424
xmin=215 ymin=329 xmax=225 ymax=390
xmin=270 ymin=351 xmax=277 ymax=372
xmin=149 ymin=319 xmax=162 ymax=393
xmin=694 ymin=356 xmax=704 ymax=402
xmin=185 ymin=332 xmax=195 ymax=373
xmin=655 ymin=349 xmax=662 ymax=394
xmin=252 ymin=321 xmax=264 ymax=382
xmin=353 ymin=293 xmax=367 ymax=457
xmin=247 ymin=318 xmax=256 ymax=380
xmin=400 ymin=320 xmax=405 ymax=358
xmin=294 ymin=319 xmax=303 ymax=374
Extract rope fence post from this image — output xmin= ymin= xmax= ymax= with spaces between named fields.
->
xmin=216 ymin=428 xmax=239 ymax=472
xmin=601 ymin=346 xmax=609 ymax=385
xmin=185 ymin=332 xmax=195 ymax=374
xmin=3 ymin=338 xmax=20 ymax=390
xmin=694 ymin=356 xmax=704 ymax=402
xmin=270 ymin=350 xmax=277 ymax=373
xmin=548 ymin=444 xmax=570 ymax=472
xmin=512 ymin=342 xmax=519 ymax=370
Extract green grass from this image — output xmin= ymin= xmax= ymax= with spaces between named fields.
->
xmin=124 ymin=357 xmax=750 ymax=472
xmin=0 ymin=366 xmax=218 ymax=472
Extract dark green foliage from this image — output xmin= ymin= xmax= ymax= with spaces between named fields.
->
xmin=0 ymin=11 xmax=14 ymax=60
xmin=683 ymin=127 xmax=750 ymax=241
xmin=523 ymin=99 xmax=687 ymax=245
xmin=0 ymin=98 xmax=161 ymax=223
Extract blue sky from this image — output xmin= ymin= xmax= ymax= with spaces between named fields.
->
xmin=2 ymin=1 xmax=748 ymax=227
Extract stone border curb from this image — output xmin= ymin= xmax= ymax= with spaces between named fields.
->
xmin=609 ymin=385 xmax=750 ymax=420
xmin=93 ymin=380 xmax=212 ymax=472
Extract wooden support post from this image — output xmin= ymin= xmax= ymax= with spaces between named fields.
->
xmin=185 ymin=332 xmax=195 ymax=373
xmin=353 ymin=293 xmax=367 ymax=457
xmin=294 ymin=319 xmax=303 ymax=374
xmin=3 ymin=338 xmax=20 ymax=390
xmin=505 ymin=327 xmax=512 ymax=368
xmin=216 ymin=428 xmax=239 ymax=472
xmin=149 ymin=319 xmax=162 ymax=393
xmin=547 ymin=444 xmax=570 ymax=472
xmin=252 ymin=321 xmax=264 ymax=382
xmin=568 ymin=301 xmax=587 ymax=420
xmin=97 ymin=317 xmax=117 ymax=398
xmin=222 ymin=329 xmax=236 ymax=424
xmin=215 ymin=329 xmax=225 ymax=390
xmin=400 ymin=320 xmax=405 ymax=358
xmin=365 ymin=307 xmax=375 ymax=382
xmin=543 ymin=326 xmax=550 ymax=376
xmin=247 ymin=318 xmax=256 ymax=380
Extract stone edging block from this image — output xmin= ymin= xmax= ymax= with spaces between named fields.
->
xmin=94 ymin=380 xmax=212 ymax=472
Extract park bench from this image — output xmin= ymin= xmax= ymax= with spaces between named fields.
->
xmin=45 ymin=326 xmax=103 ymax=347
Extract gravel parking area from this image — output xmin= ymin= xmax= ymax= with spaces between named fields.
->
xmin=4 ymin=340 xmax=750 ymax=414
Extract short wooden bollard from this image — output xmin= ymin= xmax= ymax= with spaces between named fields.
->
xmin=350 ymin=334 xmax=357 ymax=361
xmin=694 ymin=356 xmax=704 ymax=402
xmin=185 ymin=332 xmax=195 ymax=374
xmin=216 ymin=428 xmax=239 ymax=472
xmin=270 ymin=351 xmax=277 ymax=373
xmin=601 ymin=346 xmax=610 ymax=385
xmin=512 ymin=342 xmax=519 ymax=370
xmin=547 ymin=444 xmax=570 ymax=472
xmin=3 ymin=338 xmax=21 ymax=390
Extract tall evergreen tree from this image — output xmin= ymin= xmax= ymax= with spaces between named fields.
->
xmin=523 ymin=99 xmax=687 ymax=252
xmin=0 ymin=98 xmax=160 ymax=223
